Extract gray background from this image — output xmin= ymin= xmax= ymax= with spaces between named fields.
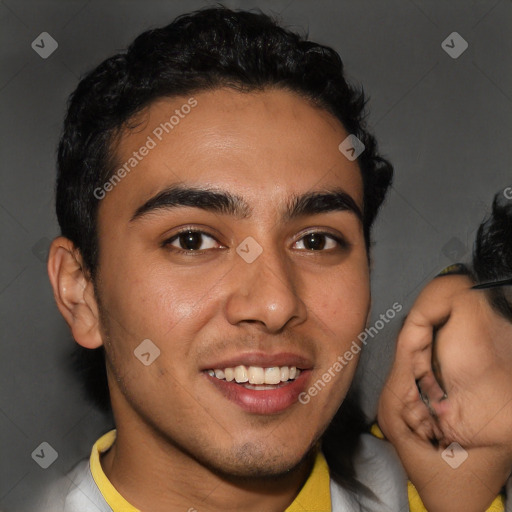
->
xmin=1 ymin=0 xmax=511 ymax=510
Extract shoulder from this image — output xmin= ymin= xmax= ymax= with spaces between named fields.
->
xmin=330 ymin=433 xmax=409 ymax=512
xmin=32 ymin=459 xmax=111 ymax=512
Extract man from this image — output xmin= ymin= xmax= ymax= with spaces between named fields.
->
xmin=40 ymin=7 xmax=407 ymax=511
xmin=379 ymin=190 xmax=512 ymax=511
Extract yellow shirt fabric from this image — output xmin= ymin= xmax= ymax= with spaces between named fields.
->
xmin=89 ymin=429 xmax=331 ymax=512
xmin=89 ymin=430 xmax=138 ymax=512
xmin=370 ymin=424 xmax=506 ymax=512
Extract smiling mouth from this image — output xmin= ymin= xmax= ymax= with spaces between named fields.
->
xmin=205 ymin=365 xmax=302 ymax=389
xmin=204 ymin=363 xmax=309 ymax=414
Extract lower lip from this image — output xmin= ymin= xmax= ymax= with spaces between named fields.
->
xmin=206 ymin=371 xmax=311 ymax=414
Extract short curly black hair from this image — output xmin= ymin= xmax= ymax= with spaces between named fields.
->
xmin=56 ymin=6 xmax=393 ymax=279
xmin=472 ymin=188 xmax=512 ymax=321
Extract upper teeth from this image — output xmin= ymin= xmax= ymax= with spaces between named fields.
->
xmin=207 ymin=365 xmax=300 ymax=385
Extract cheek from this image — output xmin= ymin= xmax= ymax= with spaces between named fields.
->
xmin=303 ymin=264 xmax=370 ymax=408
xmin=98 ymin=266 xmax=208 ymax=399
xmin=100 ymin=254 xmax=211 ymax=336
xmin=307 ymin=264 xmax=370 ymax=341
xmin=98 ymin=258 xmax=227 ymax=388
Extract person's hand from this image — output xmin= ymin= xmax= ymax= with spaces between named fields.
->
xmin=378 ymin=274 xmax=512 ymax=512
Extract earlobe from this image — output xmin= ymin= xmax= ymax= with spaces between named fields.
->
xmin=47 ymin=237 xmax=103 ymax=349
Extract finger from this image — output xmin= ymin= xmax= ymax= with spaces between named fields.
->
xmin=417 ymin=373 xmax=446 ymax=406
xmin=396 ymin=290 xmax=455 ymax=380
xmin=402 ymin=400 xmax=441 ymax=442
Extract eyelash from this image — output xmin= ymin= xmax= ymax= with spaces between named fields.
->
xmin=162 ymin=228 xmax=348 ymax=254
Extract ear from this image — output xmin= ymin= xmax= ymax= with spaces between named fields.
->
xmin=47 ymin=237 xmax=103 ymax=349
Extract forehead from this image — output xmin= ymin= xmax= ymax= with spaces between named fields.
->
xmin=101 ymin=88 xmax=364 ymax=219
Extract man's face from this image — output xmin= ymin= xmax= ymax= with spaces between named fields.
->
xmin=94 ymin=88 xmax=370 ymax=477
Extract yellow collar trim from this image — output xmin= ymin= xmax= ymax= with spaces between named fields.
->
xmin=90 ymin=429 xmax=140 ymax=512
xmin=90 ymin=429 xmax=331 ymax=512
xmin=284 ymin=449 xmax=332 ymax=512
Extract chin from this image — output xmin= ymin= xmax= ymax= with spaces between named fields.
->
xmin=196 ymin=441 xmax=314 ymax=481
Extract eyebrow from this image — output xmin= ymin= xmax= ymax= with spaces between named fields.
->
xmin=285 ymin=189 xmax=363 ymax=221
xmin=131 ymin=186 xmax=251 ymax=221
xmin=130 ymin=185 xmax=362 ymax=222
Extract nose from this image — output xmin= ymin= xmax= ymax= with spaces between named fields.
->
xmin=224 ymin=246 xmax=308 ymax=333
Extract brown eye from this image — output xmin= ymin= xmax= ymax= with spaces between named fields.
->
xmin=167 ymin=230 xmax=219 ymax=251
xmin=294 ymin=232 xmax=343 ymax=251
xmin=304 ymin=233 xmax=326 ymax=250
